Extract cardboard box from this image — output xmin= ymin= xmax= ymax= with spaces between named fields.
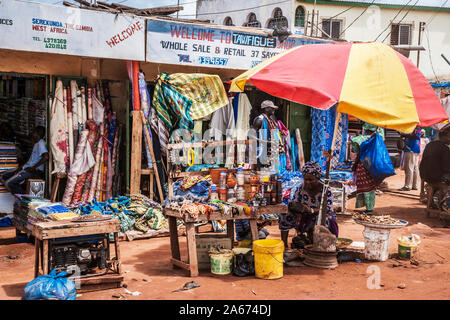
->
xmin=196 ymin=234 xmax=232 ymax=270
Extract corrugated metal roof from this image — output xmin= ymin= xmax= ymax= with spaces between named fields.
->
xmin=328 ymin=0 xmax=449 ymax=9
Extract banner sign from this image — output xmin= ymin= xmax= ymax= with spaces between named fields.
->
xmin=146 ymin=19 xmax=330 ymax=70
xmin=0 ymin=0 xmax=145 ymax=60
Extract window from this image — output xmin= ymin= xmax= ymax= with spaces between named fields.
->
xmin=267 ymin=7 xmax=289 ymax=30
xmin=321 ymin=19 xmax=342 ymax=39
xmin=295 ymin=6 xmax=306 ymax=27
xmin=390 ymin=24 xmax=411 ymax=45
xmin=243 ymin=13 xmax=261 ymax=28
xmin=223 ymin=17 xmax=234 ymax=26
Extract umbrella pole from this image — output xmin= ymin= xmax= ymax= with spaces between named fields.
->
xmin=317 ymin=111 xmax=342 ymax=226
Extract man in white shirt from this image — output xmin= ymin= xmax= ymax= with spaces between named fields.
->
xmin=1 ymin=126 xmax=48 ymax=195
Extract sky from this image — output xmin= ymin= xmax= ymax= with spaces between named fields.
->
xmin=25 ymin=0 xmax=198 ymax=18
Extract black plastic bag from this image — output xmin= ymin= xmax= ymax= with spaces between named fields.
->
xmin=232 ymin=251 xmax=255 ymax=277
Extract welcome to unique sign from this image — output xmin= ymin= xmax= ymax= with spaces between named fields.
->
xmin=0 ymin=0 xmax=146 ymax=60
xmin=146 ymin=19 xmax=330 ymax=70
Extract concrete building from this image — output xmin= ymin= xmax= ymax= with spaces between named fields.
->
xmin=196 ymin=0 xmax=293 ymax=30
xmin=196 ymin=0 xmax=450 ymax=82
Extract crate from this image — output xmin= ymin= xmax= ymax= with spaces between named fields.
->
xmin=196 ymin=234 xmax=232 ymax=270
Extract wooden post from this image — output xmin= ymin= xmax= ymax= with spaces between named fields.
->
xmin=130 ymin=110 xmax=142 ymax=195
xmin=185 ymin=223 xmax=199 ymax=277
xmin=140 ymin=111 xmax=165 ymax=204
xmin=34 ymin=238 xmax=40 ymax=278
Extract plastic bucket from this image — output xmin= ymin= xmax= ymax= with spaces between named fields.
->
xmin=238 ymin=240 xmax=252 ymax=248
xmin=397 ymin=234 xmax=421 ymax=260
xmin=253 ymin=239 xmax=284 ymax=280
xmin=209 ymin=250 xmax=233 ymax=275
xmin=363 ymin=227 xmax=391 ymax=261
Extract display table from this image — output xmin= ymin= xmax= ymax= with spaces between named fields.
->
xmin=32 ymin=219 xmax=123 ymax=292
xmin=165 ymin=204 xmax=287 ymax=277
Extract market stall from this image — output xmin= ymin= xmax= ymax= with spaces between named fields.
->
xmin=164 ymin=137 xmax=288 ymax=276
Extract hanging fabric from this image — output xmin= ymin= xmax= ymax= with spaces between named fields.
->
xmin=311 ymin=105 xmax=349 ymax=172
xmin=49 ymin=79 xmax=68 ymax=174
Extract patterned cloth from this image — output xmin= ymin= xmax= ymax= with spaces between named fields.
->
xmin=301 ymin=161 xmax=323 ymax=179
xmin=279 ymin=184 xmax=338 ymax=237
xmin=355 ymin=162 xmax=379 ymax=194
xmin=311 ymin=105 xmax=348 ymax=172
xmin=152 ymin=72 xmax=229 ymax=132
xmin=49 ymin=79 xmax=68 ymax=174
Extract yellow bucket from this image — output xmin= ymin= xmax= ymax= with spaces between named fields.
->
xmin=397 ymin=234 xmax=421 ymax=260
xmin=253 ymin=239 xmax=284 ymax=280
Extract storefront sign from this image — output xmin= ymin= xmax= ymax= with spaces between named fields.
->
xmin=146 ymin=19 xmax=330 ymax=70
xmin=0 ymin=0 xmax=145 ymax=60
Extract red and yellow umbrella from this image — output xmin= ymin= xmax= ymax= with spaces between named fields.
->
xmin=230 ymin=42 xmax=447 ymax=133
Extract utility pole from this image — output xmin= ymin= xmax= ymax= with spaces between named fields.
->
xmin=416 ymin=22 xmax=425 ymax=68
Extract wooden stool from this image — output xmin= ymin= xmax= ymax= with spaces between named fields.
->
xmin=50 ymin=173 xmax=66 ymax=202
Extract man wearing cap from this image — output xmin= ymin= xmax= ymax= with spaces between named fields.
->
xmin=252 ymin=100 xmax=283 ymax=170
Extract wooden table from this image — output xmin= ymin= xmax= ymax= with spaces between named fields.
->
xmin=32 ymin=218 xmax=123 ymax=292
xmin=165 ymin=204 xmax=287 ymax=277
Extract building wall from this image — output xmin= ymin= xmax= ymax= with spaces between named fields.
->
xmin=292 ymin=1 xmax=450 ymax=81
xmin=196 ymin=0 xmax=293 ymax=29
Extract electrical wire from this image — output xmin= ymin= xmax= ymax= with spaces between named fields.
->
xmin=424 ymin=26 xmax=440 ymax=82
xmin=424 ymin=0 xmax=449 ymax=27
xmin=373 ymin=0 xmax=413 ymax=41
xmin=380 ymin=0 xmax=420 ymax=43
xmin=338 ymin=0 xmax=377 ymax=38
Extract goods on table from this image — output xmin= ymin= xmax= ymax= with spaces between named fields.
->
xmin=352 ymin=212 xmax=403 ymax=225
xmin=48 ymin=212 xmax=80 ymax=221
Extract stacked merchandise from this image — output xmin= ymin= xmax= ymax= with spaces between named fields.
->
xmin=13 ymin=195 xmax=81 ymax=231
xmin=50 ymin=79 xmax=121 ymax=206
xmin=0 ymin=97 xmax=46 ymax=158
xmin=0 ymin=142 xmax=18 ymax=193
xmin=70 ymin=194 xmax=173 ymax=241
xmin=12 ymin=196 xmax=52 ymax=231
xmin=28 ymin=99 xmax=47 ymax=129
xmin=0 ymin=142 xmax=19 ymax=214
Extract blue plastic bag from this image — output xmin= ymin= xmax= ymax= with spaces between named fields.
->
xmin=23 ymin=270 xmax=77 ymax=300
xmin=359 ymin=132 xmax=396 ymax=183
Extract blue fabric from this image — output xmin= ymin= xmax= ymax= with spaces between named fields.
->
xmin=0 ymin=216 xmax=12 ymax=227
xmin=405 ymin=127 xmax=422 ymax=153
xmin=311 ymin=105 xmax=348 ymax=172
xmin=37 ymin=204 xmax=70 ymax=215
xmin=232 ymin=93 xmax=239 ymax=126
xmin=329 ymin=170 xmax=353 ymax=182
xmin=359 ymin=132 xmax=396 ymax=183
xmin=173 ymin=180 xmax=211 ymax=197
xmin=235 ymin=219 xmax=250 ymax=241
xmin=290 ymin=137 xmax=298 ymax=172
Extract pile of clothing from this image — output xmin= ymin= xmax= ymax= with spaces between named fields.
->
xmin=71 ymin=195 xmax=169 ymax=240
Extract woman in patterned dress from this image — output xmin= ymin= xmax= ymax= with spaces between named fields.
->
xmin=279 ymin=161 xmax=339 ymax=249
xmin=351 ymin=122 xmax=384 ymax=214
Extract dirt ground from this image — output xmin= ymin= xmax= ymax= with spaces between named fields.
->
xmin=1 ymin=170 xmax=449 ymax=300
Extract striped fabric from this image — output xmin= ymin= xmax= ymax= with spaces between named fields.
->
xmin=152 ymin=72 xmax=229 ymax=132
xmin=0 ymin=142 xmax=18 ymax=193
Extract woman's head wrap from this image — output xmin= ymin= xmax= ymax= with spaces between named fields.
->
xmin=301 ymin=161 xmax=323 ymax=179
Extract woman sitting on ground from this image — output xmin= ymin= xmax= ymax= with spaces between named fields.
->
xmin=279 ymin=161 xmax=339 ymax=249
